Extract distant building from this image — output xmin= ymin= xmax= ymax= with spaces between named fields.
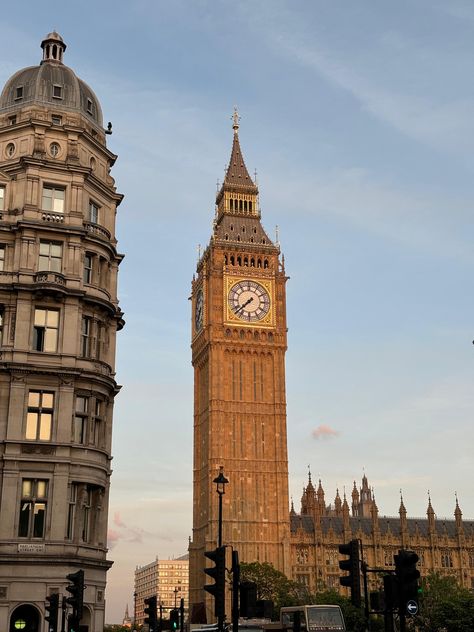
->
xmin=122 ymin=604 xmax=132 ymax=628
xmin=134 ymin=555 xmax=189 ymax=626
xmin=0 ymin=32 xmax=124 ymax=632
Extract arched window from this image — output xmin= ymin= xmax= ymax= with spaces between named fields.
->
xmin=249 ymin=201 xmax=253 ymax=211
xmin=237 ymin=256 xmax=242 ymax=266
xmin=230 ymin=199 xmax=234 ymax=210
xmin=244 ymin=257 xmax=248 ymax=266
xmin=250 ymin=258 xmax=255 ymax=267
xmin=224 ymin=254 xmax=228 ymax=264
xmin=239 ymin=200 xmax=243 ymax=211
xmin=230 ymin=255 xmax=235 ymax=265
xmin=264 ymin=259 xmax=269 ymax=269
xmin=257 ymin=258 xmax=262 ymax=268
xmin=244 ymin=201 xmax=248 ymax=212
xmin=225 ymin=234 xmax=229 ymax=240
xmin=237 ymin=235 xmax=241 ymax=242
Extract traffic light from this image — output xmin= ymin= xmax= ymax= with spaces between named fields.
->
xmin=239 ymin=582 xmax=257 ymax=618
xmin=204 ymin=546 xmax=226 ymax=619
xmin=383 ymin=573 xmax=399 ymax=612
xmin=339 ymin=539 xmax=361 ymax=607
xmin=45 ymin=593 xmax=60 ymax=632
xmin=170 ymin=608 xmax=179 ymax=630
xmin=144 ymin=595 xmax=158 ymax=632
xmin=66 ymin=570 xmax=85 ymax=621
xmin=395 ymin=550 xmax=420 ymax=614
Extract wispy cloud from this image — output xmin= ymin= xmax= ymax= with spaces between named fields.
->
xmin=312 ymin=424 xmax=339 ymax=440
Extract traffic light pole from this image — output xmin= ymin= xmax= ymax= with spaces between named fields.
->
xmin=61 ymin=597 xmax=67 ymax=632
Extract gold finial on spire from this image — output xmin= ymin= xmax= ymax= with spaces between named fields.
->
xmin=232 ymin=106 xmax=240 ymax=134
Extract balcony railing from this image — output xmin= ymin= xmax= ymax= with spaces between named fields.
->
xmin=84 ymin=221 xmax=111 ymax=241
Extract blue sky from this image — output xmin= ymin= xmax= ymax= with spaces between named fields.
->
xmin=2 ymin=1 xmax=474 ymax=623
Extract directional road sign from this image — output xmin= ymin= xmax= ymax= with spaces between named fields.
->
xmin=406 ymin=600 xmax=418 ymax=616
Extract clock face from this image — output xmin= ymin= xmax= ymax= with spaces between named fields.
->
xmin=195 ymin=289 xmax=204 ymax=331
xmin=228 ymin=280 xmax=271 ymax=322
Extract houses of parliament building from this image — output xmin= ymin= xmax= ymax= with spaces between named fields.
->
xmin=188 ymin=112 xmax=474 ymax=618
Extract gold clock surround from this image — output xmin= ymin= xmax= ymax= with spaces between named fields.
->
xmin=224 ymin=275 xmax=275 ymax=328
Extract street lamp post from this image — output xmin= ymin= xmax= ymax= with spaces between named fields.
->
xmin=213 ymin=466 xmax=229 ymax=548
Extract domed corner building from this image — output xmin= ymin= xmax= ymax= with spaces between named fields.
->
xmin=0 ymin=32 xmax=124 ymax=632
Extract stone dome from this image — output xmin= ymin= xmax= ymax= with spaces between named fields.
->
xmin=0 ymin=32 xmax=103 ymax=126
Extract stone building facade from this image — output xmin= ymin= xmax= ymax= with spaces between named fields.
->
xmin=134 ymin=556 xmax=189 ymax=626
xmin=291 ymin=473 xmax=474 ymax=594
xmin=0 ymin=33 xmax=124 ymax=632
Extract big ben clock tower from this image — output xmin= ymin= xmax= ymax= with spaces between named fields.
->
xmin=189 ymin=112 xmax=291 ymax=619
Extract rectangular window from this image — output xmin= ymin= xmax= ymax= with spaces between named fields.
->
xmin=66 ymin=484 xmax=77 ymax=540
xmin=87 ymin=98 xmax=93 ymax=115
xmin=0 ymin=308 xmax=4 ymax=345
xmin=0 ymin=244 xmax=5 ymax=270
xmin=26 ymin=391 xmax=54 ymax=441
xmin=82 ymin=487 xmax=91 ymax=542
xmin=15 ymin=86 xmax=23 ymax=100
xmin=51 ymin=115 xmax=62 ymax=125
xmin=33 ymin=308 xmax=59 ymax=352
xmin=18 ymin=479 xmax=48 ymax=538
xmin=84 ymin=253 xmax=93 ymax=284
xmin=42 ymin=186 xmax=65 ymax=213
xmin=81 ymin=316 xmax=91 ymax=357
xmin=39 ymin=241 xmax=62 ymax=272
xmin=52 ymin=85 xmax=62 ymax=99
xmin=8 ymin=115 xmax=16 ymax=125
xmin=74 ymin=396 xmax=88 ymax=444
xmin=89 ymin=201 xmax=99 ymax=224
xmin=93 ymin=399 xmax=104 ymax=447
xmin=0 ymin=186 xmax=4 ymax=211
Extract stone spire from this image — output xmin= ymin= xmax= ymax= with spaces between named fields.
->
xmin=317 ymin=478 xmax=326 ymax=515
xmin=352 ymin=481 xmax=360 ymax=517
xmin=334 ymin=488 xmax=342 ymax=516
xmin=454 ymin=493 xmax=464 ymax=535
xmin=215 ymin=108 xmax=259 ymax=219
xmin=399 ymin=491 xmax=408 ymax=545
xmin=342 ymin=491 xmax=350 ymax=534
xmin=427 ymin=493 xmax=435 ymax=533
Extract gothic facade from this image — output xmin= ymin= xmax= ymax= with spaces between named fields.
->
xmin=0 ymin=33 xmax=123 ymax=632
xmin=290 ymin=473 xmax=474 ymax=594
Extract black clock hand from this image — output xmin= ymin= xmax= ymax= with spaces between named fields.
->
xmin=235 ymin=296 xmax=254 ymax=313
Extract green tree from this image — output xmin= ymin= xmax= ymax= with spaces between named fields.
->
xmin=240 ymin=561 xmax=302 ymax=612
xmin=417 ymin=572 xmax=474 ymax=632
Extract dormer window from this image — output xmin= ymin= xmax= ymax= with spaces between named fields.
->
xmin=87 ymin=99 xmax=93 ymax=115
xmin=8 ymin=115 xmax=17 ymax=125
xmin=15 ymin=86 xmax=23 ymax=100
xmin=52 ymin=85 xmax=62 ymax=99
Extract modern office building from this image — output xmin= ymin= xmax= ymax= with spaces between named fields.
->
xmin=0 ymin=32 xmax=124 ymax=632
xmin=134 ymin=556 xmax=189 ymax=626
